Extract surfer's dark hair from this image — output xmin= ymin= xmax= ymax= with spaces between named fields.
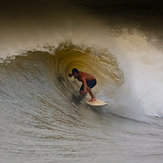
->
xmin=72 ymin=68 xmax=79 ymax=74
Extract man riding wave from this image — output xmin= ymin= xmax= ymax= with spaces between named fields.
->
xmin=68 ymin=68 xmax=97 ymax=102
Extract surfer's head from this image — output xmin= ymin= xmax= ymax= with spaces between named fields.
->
xmin=72 ymin=68 xmax=79 ymax=78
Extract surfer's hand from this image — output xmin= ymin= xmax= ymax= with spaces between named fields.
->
xmin=68 ymin=73 xmax=73 ymax=77
xmin=83 ymin=90 xmax=88 ymax=94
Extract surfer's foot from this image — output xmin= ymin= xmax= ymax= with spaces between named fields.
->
xmin=89 ymin=98 xmax=96 ymax=102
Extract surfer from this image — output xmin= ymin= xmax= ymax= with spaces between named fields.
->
xmin=68 ymin=68 xmax=97 ymax=102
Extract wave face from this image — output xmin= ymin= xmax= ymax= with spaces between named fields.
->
xmin=1 ymin=1 xmax=163 ymax=163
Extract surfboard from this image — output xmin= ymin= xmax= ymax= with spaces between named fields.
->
xmin=83 ymin=94 xmax=107 ymax=106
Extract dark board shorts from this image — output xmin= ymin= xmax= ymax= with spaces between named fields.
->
xmin=80 ymin=79 xmax=97 ymax=91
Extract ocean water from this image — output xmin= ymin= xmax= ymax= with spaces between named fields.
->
xmin=1 ymin=1 xmax=163 ymax=162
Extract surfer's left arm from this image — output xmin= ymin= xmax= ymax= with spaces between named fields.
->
xmin=81 ymin=78 xmax=87 ymax=93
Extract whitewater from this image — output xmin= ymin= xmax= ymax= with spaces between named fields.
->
xmin=1 ymin=1 xmax=163 ymax=163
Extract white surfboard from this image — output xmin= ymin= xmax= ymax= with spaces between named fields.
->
xmin=83 ymin=94 xmax=107 ymax=106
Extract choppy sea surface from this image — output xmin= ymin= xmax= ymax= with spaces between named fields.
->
xmin=1 ymin=1 xmax=163 ymax=162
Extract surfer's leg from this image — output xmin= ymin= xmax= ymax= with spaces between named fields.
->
xmin=86 ymin=87 xmax=96 ymax=102
xmin=86 ymin=79 xmax=97 ymax=102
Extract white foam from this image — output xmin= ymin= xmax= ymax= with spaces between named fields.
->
xmin=108 ymin=29 xmax=163 ymax=117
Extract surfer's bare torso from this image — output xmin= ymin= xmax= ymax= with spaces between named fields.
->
xmin=76 ymin=71 xmax=95 ymax=82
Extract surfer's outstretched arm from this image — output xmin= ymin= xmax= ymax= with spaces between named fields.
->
xmin=68 ymin=73 xmax=73 ymax=77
